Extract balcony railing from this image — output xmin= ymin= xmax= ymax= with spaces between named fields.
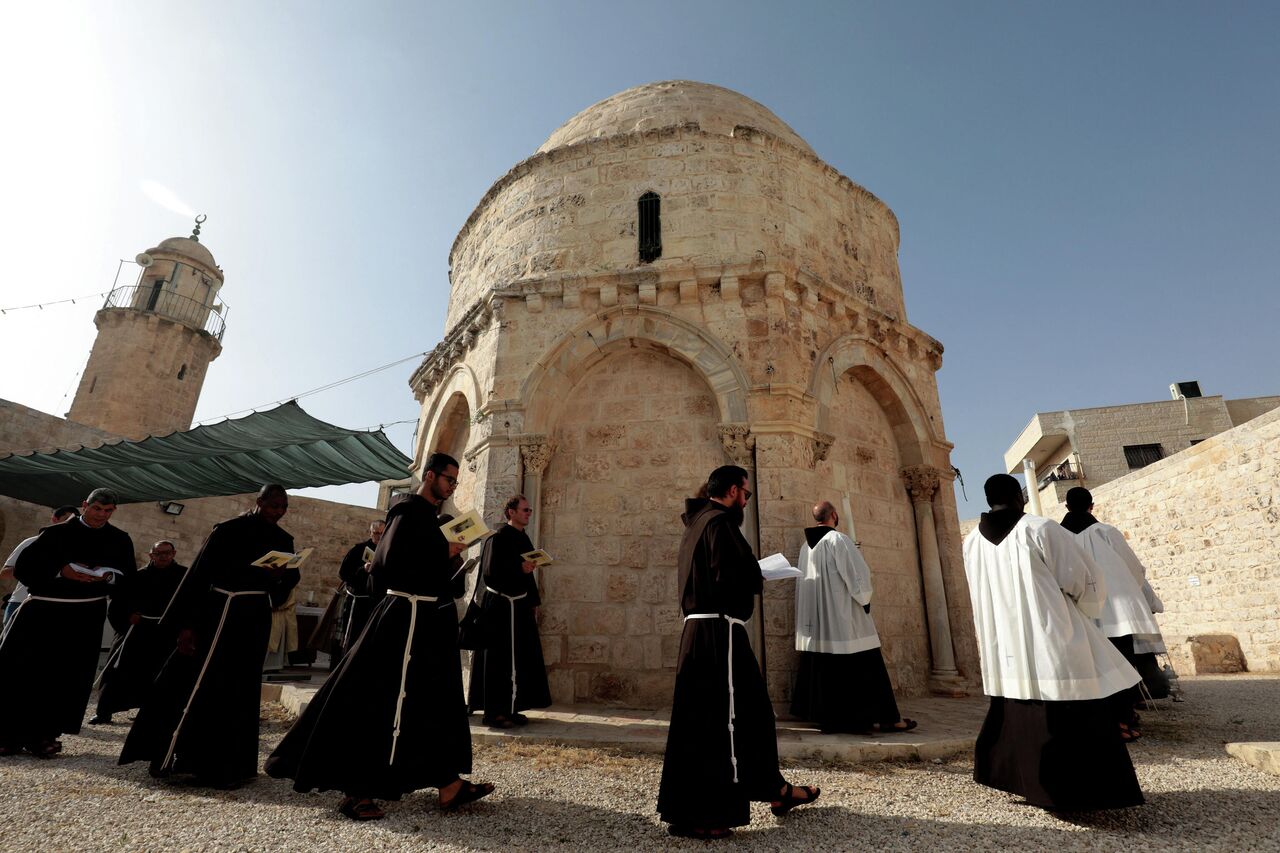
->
xmin=1021 ymin=460 xmax=1085 ymax=502
xmin=102 ymin=285 xmax=227 ymax=341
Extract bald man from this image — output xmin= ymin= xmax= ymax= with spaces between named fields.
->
xmin=791 ymin=500 xmax=915 ymax=734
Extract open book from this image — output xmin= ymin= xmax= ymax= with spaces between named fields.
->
xmin=362 ymin=546 xmax=375 ymax=564
xmin=440 ymin=509 xmax=493 ymax=546
xmin=758 ymin=553 xmax=802 ymax=581
xmin=251 ymin=547 xmax=314 ymax=570
xmin=521 ymin=549 xmax=554 ymax=567
xmin=68 ymin=563 xmax=124 ymax=580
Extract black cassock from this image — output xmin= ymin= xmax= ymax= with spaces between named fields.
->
xmin=657 ymin=499 xmax=784 ymax=830
xmin=467 ymin=523 xmax=551 ymax=717
xmin=0 ymin=520 xmax=136 ymax=747
xmin=95 ymin=560 xmax=187 ymax=716
xmin=266 ymin=495 xmax=472 ymax=799
xmin=337 ymin=538 xmax=377 ymax=656
xmin=120 ymin=514 xmax=297 ymax=784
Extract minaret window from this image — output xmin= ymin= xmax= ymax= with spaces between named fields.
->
xmin=177 ymin=364 xmax=187 ymax=380
xmin=145 ymin=279 xmax=163 ymax=311
xmin=638 ymin=191 xmax=661 ymax=263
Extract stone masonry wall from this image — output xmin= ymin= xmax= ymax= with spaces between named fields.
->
xmin=1091 ymin=407 xmax=1280 ymax=674
xmin=67 ymin=309 xmax=221 ymax=440
xmin=538 ymin=349 xmax=724 ymax=706
xmin=446 ymin=126 xmax=905 ymax=330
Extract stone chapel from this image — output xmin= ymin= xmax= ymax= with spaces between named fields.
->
xmin=409 ymin=81 xmax=978 ymax=708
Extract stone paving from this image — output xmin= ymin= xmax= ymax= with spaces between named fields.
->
xmin=264 ymin=676 xmax=990 ymax=763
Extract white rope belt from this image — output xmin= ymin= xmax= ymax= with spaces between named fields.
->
xmin=162 ymin=588 xmax=267 ymax=773
xmin=487 ymin=586 xmax=528 ymax=714
xmin=684 ymin=612 xmax=748 ymax=783
xmin=386 ymin=589 xmax=439 ymax=764
xmin=341 ymin=586 xmax=370 ymax=649
xmin=95 ymin=613 xmax=164 ymax=687
xmin=0 ymin=593 xmax=108 ymax=647
xmin=344 ymin=587 xmax=369 ymax=599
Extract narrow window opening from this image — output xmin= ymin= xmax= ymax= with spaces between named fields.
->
xmin=177 ymin=364 xmax=187 ymax=380
xmin=88 ymin=376 xmax=96 ymax=394
xmin=145 ymin=279 xmax=163 ymax=310
xmin=638 ymin=191 xmax=661 ymax=263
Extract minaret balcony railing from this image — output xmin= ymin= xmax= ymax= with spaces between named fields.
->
xmin=101 ymin=285 xmax=227 ymax=341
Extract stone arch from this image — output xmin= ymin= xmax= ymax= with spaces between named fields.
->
xmin=808 ymin=334 xmax=941 ymax=467
xmin=416 ymin=362 xmax=483 ymax=468
xmin=521 ymin=307 xmax=748 ymax=435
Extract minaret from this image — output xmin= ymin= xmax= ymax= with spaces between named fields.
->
xmin=67 ymin=216 xmax=227 ymax=440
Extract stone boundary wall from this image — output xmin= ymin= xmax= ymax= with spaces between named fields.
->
xmin=1091 ymin=407 xmax=1280 ymax=674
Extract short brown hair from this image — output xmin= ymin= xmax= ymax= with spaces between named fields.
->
xmin=504 ymin=494 xmax=528 ymax=515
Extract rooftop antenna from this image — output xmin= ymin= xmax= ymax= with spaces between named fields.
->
xmin=191 ymin=213 xmax=207 ymax=242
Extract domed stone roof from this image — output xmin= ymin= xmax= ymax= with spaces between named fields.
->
xmin=149 ymin=236 xmax=218 ymax=270
xmin=538 ymin=80 xmax=816 ymax=157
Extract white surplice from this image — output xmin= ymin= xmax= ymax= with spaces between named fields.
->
xmin=795 ymin=529 xmax=880 ymax=654
xmin=962 ymin=515 xmax=1139 ymax=701
xmin=1071 ymin=523 xmax=1163 ymax=640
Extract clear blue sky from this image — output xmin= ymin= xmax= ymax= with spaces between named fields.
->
xmin=1 ymin=2 xmax=1277 ymax=517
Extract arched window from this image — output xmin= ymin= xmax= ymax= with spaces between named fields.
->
xmin=638 ymin=191 xmax=661 ymax=263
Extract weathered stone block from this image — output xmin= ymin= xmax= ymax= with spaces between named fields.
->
xmin=1188 ymin=634 xmax=1248 ymax=674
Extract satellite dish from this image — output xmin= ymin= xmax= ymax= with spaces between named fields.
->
xmin=135 ymin=253 xmax=155 ymax=268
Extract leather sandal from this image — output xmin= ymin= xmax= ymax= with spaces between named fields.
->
xmin=338 ymin=796 xmax=386 ymax=821
xmin=440 ymin=780 xmax=494 ymax=811
xmin=668 ymin=825 xmax=734 ymax=840
xmin=878 ymin=718 xmax=919 ymax=733
xmin=771 ymin=782 xmax=820 ymax=816
xmin=25 ymin=741 xmax=59 ymax=759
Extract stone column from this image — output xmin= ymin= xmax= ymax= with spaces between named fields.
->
xmin=901 ymin=464 xmax=966 ymax=695
xmin=518 ymin=436 xmax=554 ymax=547
xmin=718 ymin=424 xmax=763 ymax=662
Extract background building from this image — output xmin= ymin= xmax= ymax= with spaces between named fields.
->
xmin=1003 ymin=382 xmax=1280 ymax=515
xmin=410 ymin=81 xmax=978 ymax=708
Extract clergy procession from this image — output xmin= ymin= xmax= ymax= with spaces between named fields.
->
xmin=0 ymin=452 xmax=1176 ymax=842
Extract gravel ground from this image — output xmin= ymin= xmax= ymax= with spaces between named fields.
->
xmin=1 ymin=675 xmax=1278 ymax=852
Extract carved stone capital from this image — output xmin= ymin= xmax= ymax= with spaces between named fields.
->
xmin=807 ymin=432 xmax=835 ymax=468
xmin=519 ymin=435 xmax=555 ymax=476
xmin=717 ymin=424 xmax=755 ymax=466
xmin=900 ymin=465 xmax=943 ymax=503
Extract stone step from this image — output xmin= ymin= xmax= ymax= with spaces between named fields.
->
xmin=261 ymin=680 xmax=985 ymax=764
xmin=1226 ymin=742 xmax=1280 ymax=776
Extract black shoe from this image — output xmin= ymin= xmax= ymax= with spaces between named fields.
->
xmin=510 ymin=713 xmax=530 ymax=726
xmin=88 ymin=714 xmax=113 ymax=725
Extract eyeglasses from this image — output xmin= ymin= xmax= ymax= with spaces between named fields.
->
xmin=741 ymin=488 xmax=753 ymax=501
xmin=439 ymin=473 xmax=459 ymax=486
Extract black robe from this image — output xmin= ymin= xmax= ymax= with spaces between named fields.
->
xmin=789 ymin=526 xmax=902 ymax=731
xmin=119 ymin=514 xmax=297 ymax=784
xmin=95 ymin=560 xmax=187 ymax=715
xmin=657 ymin=499 xmax=784 ymax=829
xmin=467 ymin=523 xmax=550 ymax=717
xmin=265 ymin=495 xmax=473 ymax=799
xmin=337 ymin=538 xmax=378 ymax=656
xmin=0 ymin=519 xmax=136 ymax=747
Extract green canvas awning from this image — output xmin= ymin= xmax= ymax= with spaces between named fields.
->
xmin=0 ymin=401 xmax=413 ymax=507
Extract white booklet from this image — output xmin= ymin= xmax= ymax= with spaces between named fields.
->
xmin=251 ymin=548 xmax=314 ymax=570
xmin=69 ymin=563 xmax=124 ymax=580
xmin=521 ymin=549 xmax=554 ymax=567
xmin=440 ymin=509 xmax=494 ymax=546
xmin=758 ymin=553 xmax=801 ymax=581
xmin=362 ymin=546 xmax=376 ymax=564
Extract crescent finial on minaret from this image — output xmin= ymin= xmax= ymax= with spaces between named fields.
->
xmin=192 ymin=213 xmax=207 ymax=242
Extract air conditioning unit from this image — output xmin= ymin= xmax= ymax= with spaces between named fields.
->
xmin=1170 ymin=381 xmax=1202 ymax=399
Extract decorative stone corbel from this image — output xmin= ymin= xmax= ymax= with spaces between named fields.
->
xmin=900 ymin=465 xmax=942 ymax=503
xmin=717 ymin=424 xmax=755 ymax=466
xmin=807 ymin=431 xmax=835 ymax=468
xmin=518 ymin=435 xmax=555 ymax=476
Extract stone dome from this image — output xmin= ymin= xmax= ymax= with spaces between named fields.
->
xmin=537 ymin=80 xmax=816 ymax=158
xmin=149 ymin=236 xmax=218 ymax=271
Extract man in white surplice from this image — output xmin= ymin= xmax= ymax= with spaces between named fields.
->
xmin=790 ymin=501 xmax=914 ymax=733
xmin=1061 ymin=486 xmax=1171 ymax=705
xmin=963 ymin=473 xmax=1143 ymax=811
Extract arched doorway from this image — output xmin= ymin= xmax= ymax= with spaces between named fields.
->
xmin=538 ymin=347 xmax=725 ymax=706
